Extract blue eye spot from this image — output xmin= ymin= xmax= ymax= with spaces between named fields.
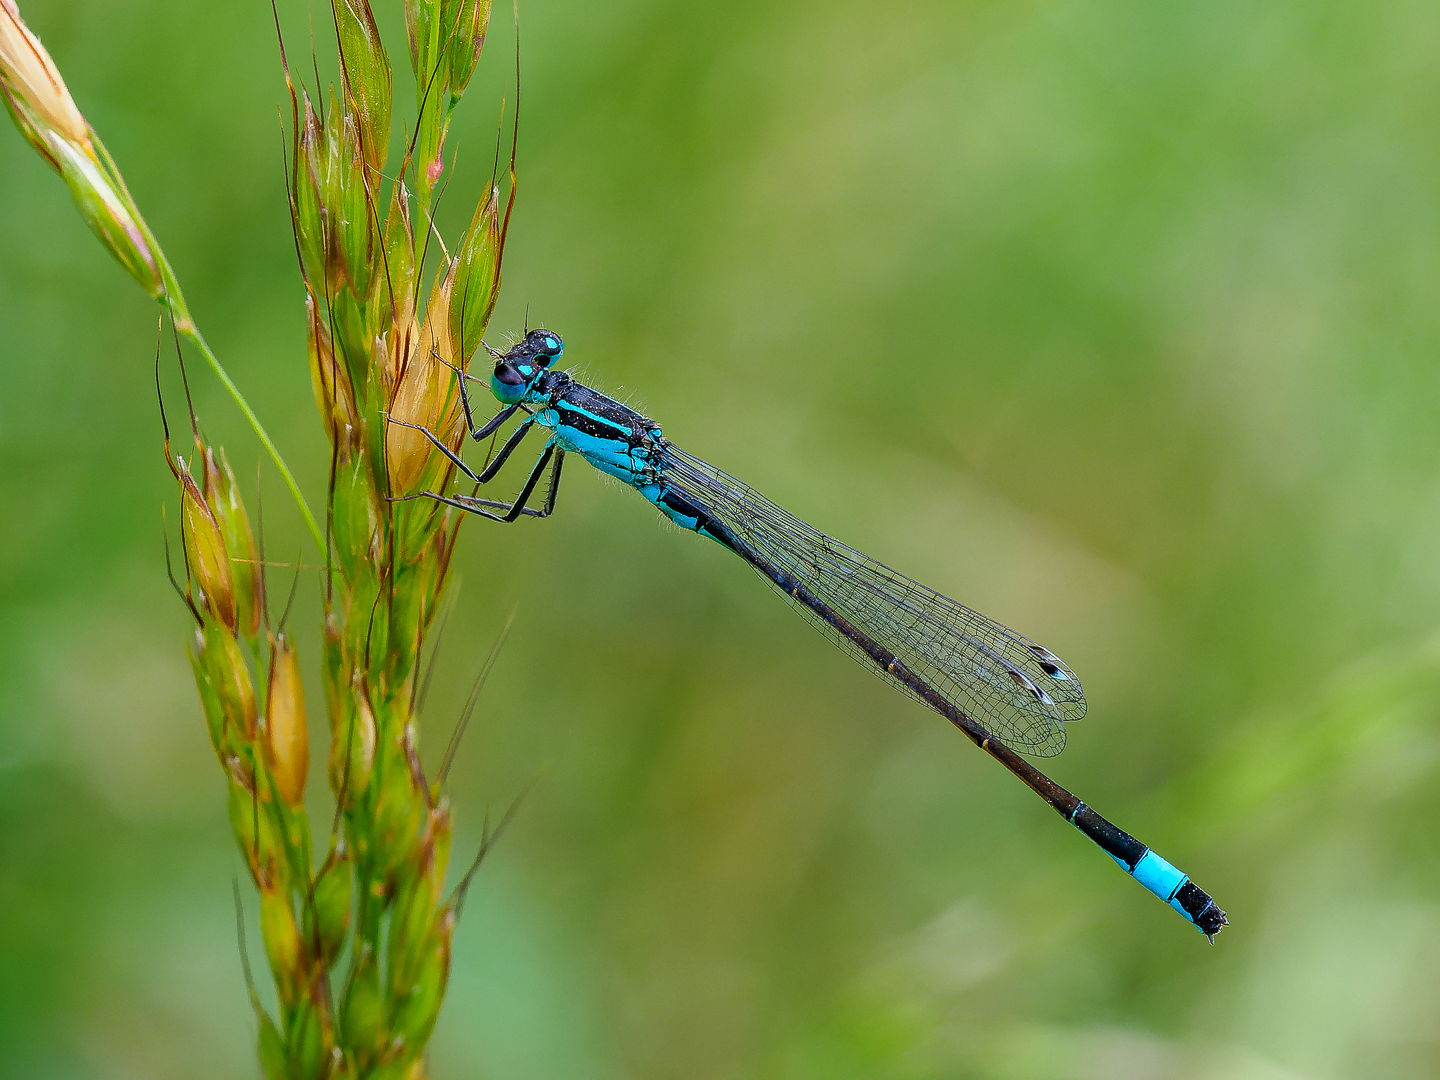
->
xmin=519 ymin=365 xmax=533 ymax=377
xmin=545 ymin=335 xmax=558 ymax=351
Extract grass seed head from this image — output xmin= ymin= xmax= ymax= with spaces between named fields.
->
xmin=264 ymin=632 xmax=309 ymax=807
xmin=328 ymin=672 xmax=377 ymax=804
xmin=257 ymin=1010 xmax=287 ymax=1080
xmin=388 ymin=870 xmax=437 ymax=992
xmin=447 ymin=185 xmax=501 ymax=369
xmin=192 ymin=621 xmax=259 ymax=765
xmin=53 ymin=136 xmax=163 ymax=296
xmin=1 ymin=5 xmax=162 ymax=297
xmin=333 ymin=0 xmax=391 ymax=174
xmin=203 ymin=447 xmax=263 ymax=639
xmin=443 ymin=0 xmax=493 ymax=99
xmin=179 ymin=456 xmax=237 ymax=632
xmin=332 ymin=108 xmax=374 ymax=298
xmin=385 ymin=283 xmax=462 ymax=495
xmin=289 ymin=995 xmax=332 ymax=1080
xmin=292 ymin=94 xmax=328 ymax=286
xmin=402 ymin=0 xmax=438 ymax=79
xmin=375 ymin=182 xmax=416 ymax=338
xmin=0 ymin=2 xmax=89 ymax=151
xmin=258 ymin=883 xmax=303 ymax=1000
xmin=420 ymin=804 xmax=452 ymax=900
xmin=341 ymin=950 xmax=385 ymax=1062
xmin=306 ymin=291 xmax=359 ymax=446
xmin=188 ymin=630 xmax=233 ymax=762
xmin=142 ymin=2 xmax=521 ymax=1067
xmin=227 ymin=775 xmax=290 ymax=889
xmin=391 ymin=918 xmax=453 ymax=1053
xmin=309 ymin=853 xmax=354 ymax=969
xmin=368 ymin=728 xmax=428 ymax=874
xmin=320 ymin=613 xmax=348 ymax=727
xmin=331 ymin=455 xmax=382 ymax=584
xmin=214 ymin=626 xmax=259 ymax=742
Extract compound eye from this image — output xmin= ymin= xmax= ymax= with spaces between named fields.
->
xmin=530 ymin=333 xmax=560 ymax=367
xmin=494 ymin=363 xmax=525 ymax=386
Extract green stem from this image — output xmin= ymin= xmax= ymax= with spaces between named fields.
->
xmin=180 ymin=322 xmax=326 ymax=556
xmin=90 ymin=132 xmax=327 ymax=556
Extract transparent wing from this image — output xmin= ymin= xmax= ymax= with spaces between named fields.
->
xmin=660 ymin=444 xmax=1086 ymax=757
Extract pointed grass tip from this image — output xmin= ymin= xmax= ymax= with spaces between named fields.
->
xmin=0 ymin=1 xmax=89 ymax=150
xmin=0 ymin=2 xmax=163 ymax=298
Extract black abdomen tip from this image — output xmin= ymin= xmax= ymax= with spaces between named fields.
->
xmin=1175 ymin=880 xmax=1228 ymax=940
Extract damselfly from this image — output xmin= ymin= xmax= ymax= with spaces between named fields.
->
xmin=391 ymin=329 xmax=1227 ymax=938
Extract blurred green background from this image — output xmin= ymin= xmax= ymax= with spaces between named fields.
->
xmin=5 ymin=0 xmax=1440 ymax=1076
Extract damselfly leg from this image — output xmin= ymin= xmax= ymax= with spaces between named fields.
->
xmin=383 ymin=339 xmax=570 ymax=520
xmin=387 ymin=413 xmax=566 ymax=522
xmin=386 ymin=403 xmax=566 ymax=526
xmin=429 ymin=445 xmax=563 ymax=523
xmin=447 ymin=345 xmax=504 ymax=442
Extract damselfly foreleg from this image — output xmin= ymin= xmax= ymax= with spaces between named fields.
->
xmin=433 ymin=349 xmax=522 ymax=445
xmin=393 ymin=442 xmax=565 ymax=523
xmin=386 ymin=412 xmax=540 ymax=488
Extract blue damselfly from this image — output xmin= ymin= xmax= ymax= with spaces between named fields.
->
xmin=391 ymin=330 xmax=1227 ymax=938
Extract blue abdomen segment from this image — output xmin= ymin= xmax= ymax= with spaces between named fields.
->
xmin=1068 ymin=802 xmax=1224 ymax=937
xmin=638 ymin=482 xmax=741 ymax=553
xmin=540 ymin=396 xmax=738 ymax=556
xmin=542 ymin=407 xmax=654 ymax=486
xmin=1131 ymin=849 xmax=1187 ymax=908
xmin=557 ymin=424 xmax=648 ymax=483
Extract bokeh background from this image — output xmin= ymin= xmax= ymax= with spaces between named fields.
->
xmin=4 ymin=0 xmax=1440 ymax=1076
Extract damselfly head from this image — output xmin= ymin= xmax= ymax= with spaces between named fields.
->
xmin=490 ymin=328 xmax=566 ymax=403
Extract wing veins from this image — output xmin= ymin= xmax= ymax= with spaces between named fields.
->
xmin=660 ymin=446 xmax=1085 ymax=757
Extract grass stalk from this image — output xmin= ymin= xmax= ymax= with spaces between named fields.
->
xmin=4 ymin=2 xmax=514 ymax=1075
